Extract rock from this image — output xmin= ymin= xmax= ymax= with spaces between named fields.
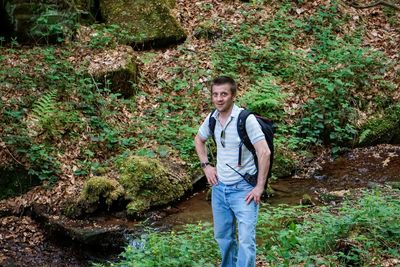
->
xmin=313 ymin=174 xmax=327 ymax=181
xmin=265 ymin=184 xmax=275 ymax=198
xmin=317 ymin=189 xmax=349 ymax=203
xmin=2 ymin=0 xmax=80 ymax=43
xmin=79 ymin=176 xmax=124 ymax=209
xmin=193 ymin=20 xmax=222 ymax=40
xmin=367 ymin=181 xmax=381 ymax=189
xmin=87 ymin=45 xmax=139 ymax=98
xmin=100 ymin=0 xmax=186 ymax=49
xmin=300 ymin=194 xmax=314 ymax=206
xmin=31 ymin=204 xmax=133 ymax=253
xmin=358 ymin=104 xmax=400 ymax=146
xmin=117 ymin=155 xmax=192 ymax=217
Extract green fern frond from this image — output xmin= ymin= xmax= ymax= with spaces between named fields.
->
xmin=31 ymin=90 xmax=57 ymax=121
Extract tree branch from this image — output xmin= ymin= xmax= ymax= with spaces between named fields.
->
xmin=344 ymin=0 xmax=400 ymax=11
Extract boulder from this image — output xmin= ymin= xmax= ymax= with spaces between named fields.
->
xmin=358 ymin=104 xmax=400 ymax=146
xmin=1 ymin=0 xmax=91 ymax=43
xmin=79 ymin=176 xmax=124 ymax=209
xmin=100 ymin=0 xmax=186 ymax=49
xmin=118 ymin=155 xmax=192 ymax=217
xmin=87 ymin=45 xmax=139 ymax=98
xmin=31 ymin=204 xmax=134 ymax=253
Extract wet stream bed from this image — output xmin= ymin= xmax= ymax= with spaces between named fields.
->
xmin=1 ymin=145 xmax=399 ymax=266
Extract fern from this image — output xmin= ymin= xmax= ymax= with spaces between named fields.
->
xmin=238 ymin=76 xmax=286 ymax=122
xmin=31 ymin=90 xmax=57 ymax=121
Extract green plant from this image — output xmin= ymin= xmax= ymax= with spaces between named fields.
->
xmin=88 ymin=24 xmax=130 ymax=49
xmin=26 ymin=144 xmax=60 ymax=183
xmin=30 ymin=7 xmax=77 ymax=43
xmin=98 ymin=222 xmax=219 ymax=267
xmin=258 ymin=189 xmax=400 ymax=265
xmin=238 ymin=76 xmax=286 ymax=121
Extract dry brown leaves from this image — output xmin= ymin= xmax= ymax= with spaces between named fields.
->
xmin=1 ymin=0 xmax=399 ymax=222
xmin=0 ymin=216 xmax=83 ymax=266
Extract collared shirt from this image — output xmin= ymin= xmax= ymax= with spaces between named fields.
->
xmin=198 ymin=104 xmax=265 ymax=185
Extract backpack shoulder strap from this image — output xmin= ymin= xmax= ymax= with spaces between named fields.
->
xmin=237 ymin=109 xmax=258 ymax=168
xmin=237 ymin=109 xmax=254 ymax=153
xmin=208 ymin=109 xmax=217 ymax=142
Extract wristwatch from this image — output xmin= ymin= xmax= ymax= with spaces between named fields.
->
xmin=201 ymin=162 xmax=210 ymax=168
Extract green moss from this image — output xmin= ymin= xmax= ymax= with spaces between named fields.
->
xmin=118 ymin=155 xmax=192 ymax=215
xmin=80 ymin=176 xmax=124 ymax=206
xmin=359 ymin=104 xmax=400 ymax=146
xmin=164 ymin=0 xmax=176 ymax=9
xmin=100 ymin=0 xmax=186 ymax=47
xmin=300 ymin=194 xmax=314 ymax=206
xmin=126 ymin=197 xmax=150 ymax=216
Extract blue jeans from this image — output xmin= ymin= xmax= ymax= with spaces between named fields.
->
xmin=212 ymin=180 xmax=259 ymax=267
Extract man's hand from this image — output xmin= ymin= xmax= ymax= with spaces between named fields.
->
xmin=245 ymin=185 xmax=264 ymax=204
xmin=204 ymin=165 xmax=218 ymax=185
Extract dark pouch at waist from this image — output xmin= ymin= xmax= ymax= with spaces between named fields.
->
xmin=243 ymin=173 xmax=257 ymax=187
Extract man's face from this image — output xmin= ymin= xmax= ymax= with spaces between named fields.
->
xmin=211 ymin=83 xmax=235 ymax=113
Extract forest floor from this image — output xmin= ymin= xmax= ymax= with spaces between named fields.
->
xmin=0 ymin=0 xmax=400 ymax=266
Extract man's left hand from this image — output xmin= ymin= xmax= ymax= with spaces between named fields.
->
xmin=245 ymin=185 xmax=264 ymax=204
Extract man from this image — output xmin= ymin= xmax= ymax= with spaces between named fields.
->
xmin=194 ymin=76 xmax=271 ymax=267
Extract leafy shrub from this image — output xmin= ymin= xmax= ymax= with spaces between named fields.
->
xmin=258 ymin=190 xmax=400 ymax=265
xmin=31 ymin=7 xmax=78 ymax=43
xmin=97 ymin=189 xmax=400 ymax=266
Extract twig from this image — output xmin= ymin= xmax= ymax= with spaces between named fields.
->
xmin=0 ymin=138 xmax=24 ymax=166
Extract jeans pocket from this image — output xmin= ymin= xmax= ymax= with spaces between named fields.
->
xmin=235 ymin=180 xmax=254 ymax=190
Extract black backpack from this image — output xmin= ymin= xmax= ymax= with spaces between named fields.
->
xmin=209 ymin=109 xmax=275 ymax=178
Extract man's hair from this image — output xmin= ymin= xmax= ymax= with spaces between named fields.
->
xmin=211 ymin=76 xmax=237 ymax=95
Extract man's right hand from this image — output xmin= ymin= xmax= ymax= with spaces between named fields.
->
xmin=204 ymin=165 xmax=218 ymax=185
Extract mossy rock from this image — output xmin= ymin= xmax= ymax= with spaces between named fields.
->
xmin=193 ymin=19 xmax=222 ymax=40
xmin=358 ymin=104 xmax=400 ymax=146
xmin=100 ymin=0 xmax=186 ymax=49
xmin=3 ymin=1 xmax=80 ymax=43
xmin=80 ymin=176 xmax=124 ymax=207
xmin=300 ymin=194 xmax=314 ymax=206
xmin=118 ymin=155 xmax=192 ymax=216
xmin=87 ymin=45 xmax=138 ymax=98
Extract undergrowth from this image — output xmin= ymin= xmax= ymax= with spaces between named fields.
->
xmin=0 ymin=0 xmax=397 ymax=182
xmin=95 ymin=189 xmax=400 ymax=266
